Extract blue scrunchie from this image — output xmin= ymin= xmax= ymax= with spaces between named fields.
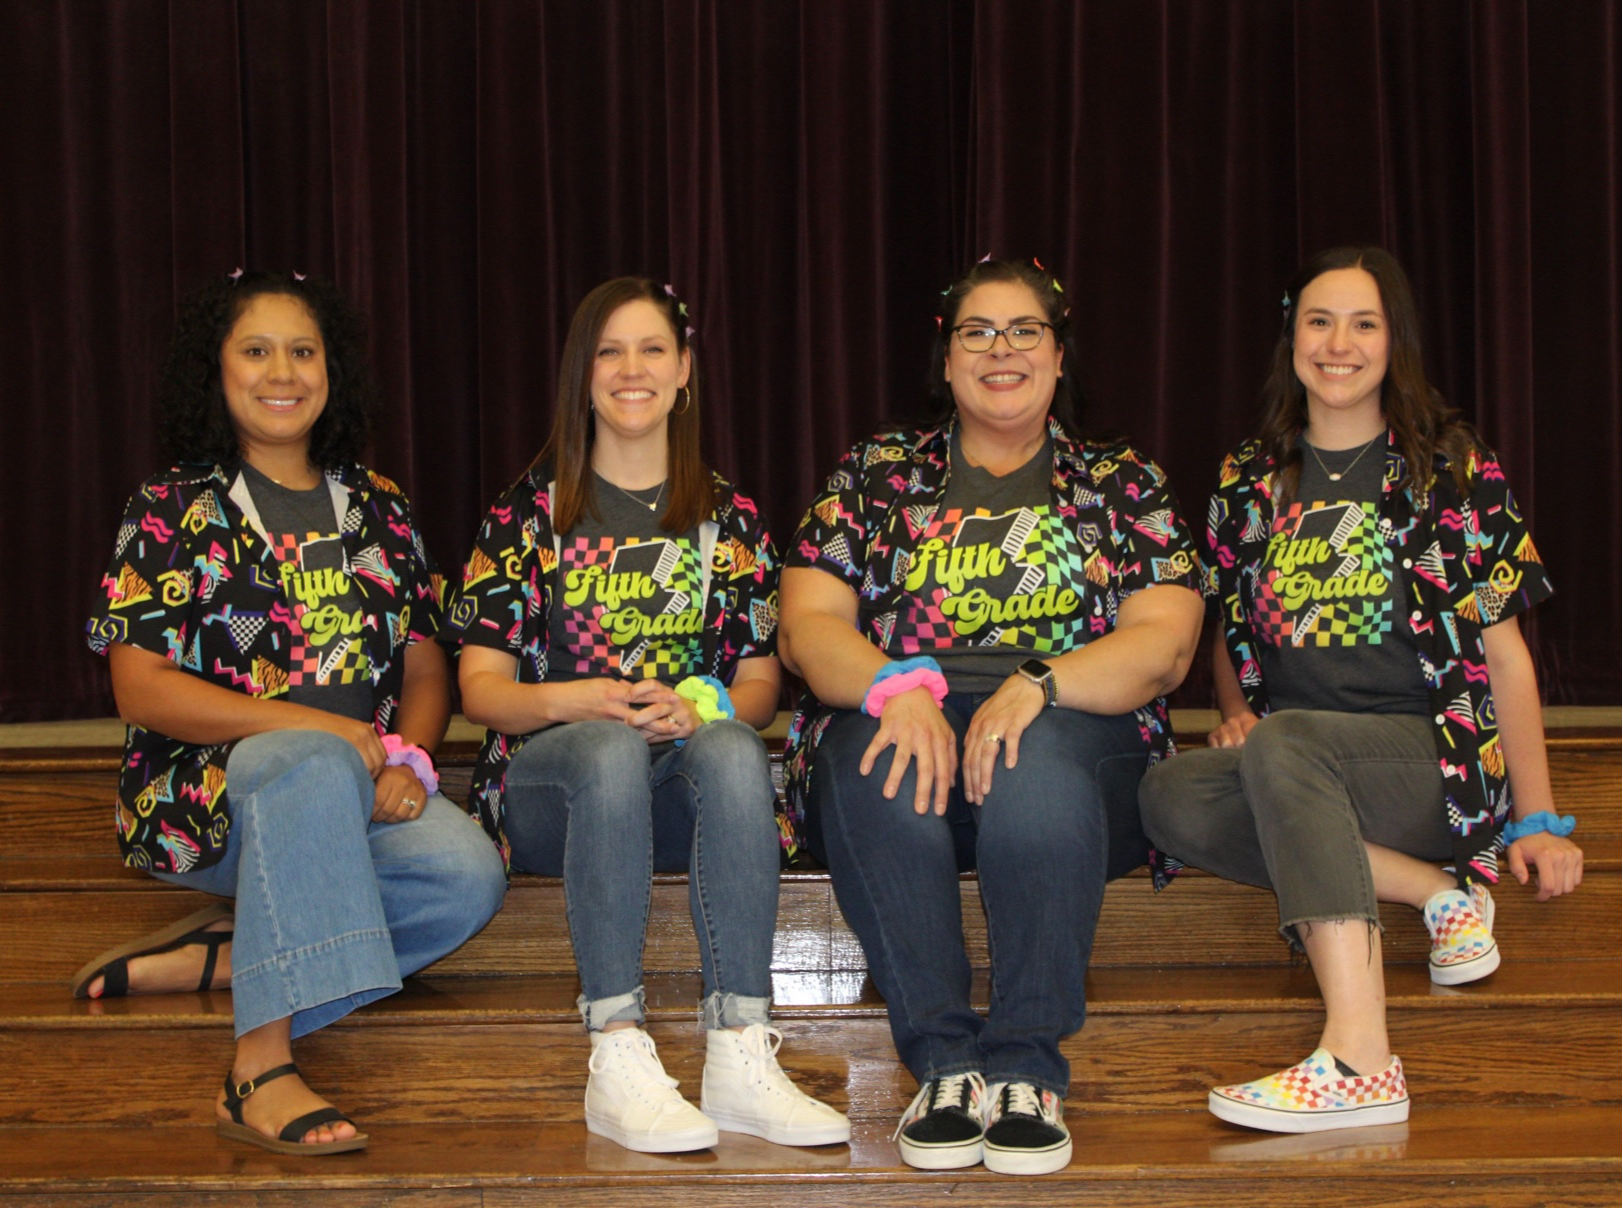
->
xmin=1501 ymin=811 xmax=1577 ymax=844
xmin=872 ymin=655 xmax=944 ymax=684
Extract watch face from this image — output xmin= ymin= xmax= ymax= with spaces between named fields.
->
xmin=1019 ymin=659 xmax=1051 ymax=681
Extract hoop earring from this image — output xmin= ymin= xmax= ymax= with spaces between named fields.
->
xmin=672 ymin=386 xmax=692 ymax=416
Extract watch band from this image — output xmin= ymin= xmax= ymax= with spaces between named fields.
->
xmin=1017 ymin=659 xmax=1057 ymax=708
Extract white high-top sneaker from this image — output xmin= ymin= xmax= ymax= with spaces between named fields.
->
xmin=700 ymin=1024 xmax=851 ymax=1146
xmin=585 ymin=1028 xmax=718 ymax=1153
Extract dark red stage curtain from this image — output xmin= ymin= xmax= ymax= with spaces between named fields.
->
xmin=2 ymin=0 xmax=1615 ymax=721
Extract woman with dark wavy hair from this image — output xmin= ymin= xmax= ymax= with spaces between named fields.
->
xmin=1140 ymin=246 xmax=1582 ymax=1133
xmin=78 ymin=270 xmax=506 ymax=1155
xmin=445 ymin=277 xmax=847 ymax=1155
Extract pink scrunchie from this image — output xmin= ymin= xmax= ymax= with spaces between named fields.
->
xmin=863 ymin=668 xmax=949 ymax=717
xmin=381 ymin=734 xmax=439 ymax=794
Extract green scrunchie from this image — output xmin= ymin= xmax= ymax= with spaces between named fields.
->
xmin=675 ymin=675 xmax=735 ymax=723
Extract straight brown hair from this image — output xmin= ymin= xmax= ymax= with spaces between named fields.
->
xmin=536 ymin=277 xmax=713 ymax=534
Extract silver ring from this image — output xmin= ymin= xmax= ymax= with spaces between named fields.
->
xmin=402 ymin=797 xmax=418 ymax=809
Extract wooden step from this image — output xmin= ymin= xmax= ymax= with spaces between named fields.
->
xmin=0 ymin=961 xmax=1614 ymax=1127
xmin=4 ymin=735 xmax=1616 ymax=858
xmin=0 ymin=1106 xmax=1617 ymax=1206
xmin=4 ymin=852 xmax=1614 ymax=985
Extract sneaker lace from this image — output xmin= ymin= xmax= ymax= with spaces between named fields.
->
xmin=892 ymin=1071 xmax=985 ymax=1141
xmin=736 ymin=1023 xmax=796 ymax=1094
xmin=997 ymin=1081 xmax=1046 ymax=1121
xmin=589 ymin=1030 xmax=681 ymax=1105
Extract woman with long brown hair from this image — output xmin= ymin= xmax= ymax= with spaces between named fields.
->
xmin=1140 ymin=246 xmax=1583 ymax=1133
xmin=444 ymin=277 xmax=847 ymax=1155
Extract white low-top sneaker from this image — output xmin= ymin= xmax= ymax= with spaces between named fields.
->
xmin=700 ymin=1024 xmax=851 ymax=1146
xmin=585 ymin=1028 xmax=718 ymax=1153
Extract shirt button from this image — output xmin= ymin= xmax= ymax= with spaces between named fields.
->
xmin=1435 ymin=714 xmax=1446 ymax=725
xmin=1402 ymin=558 xmax=1413 ymax=568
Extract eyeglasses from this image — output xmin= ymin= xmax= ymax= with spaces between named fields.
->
xmin=949 ymin=322 xmax=1054 ymax=353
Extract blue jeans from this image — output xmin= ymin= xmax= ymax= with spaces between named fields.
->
xmin=157 ymin=730 xmax=507 ymax=1039
xmin=804 ymin=697 xmax=1150 ymax=1096
xmin=503 ymin=718 xmax=779 ymax=1030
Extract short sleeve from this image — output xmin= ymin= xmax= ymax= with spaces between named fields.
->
xmin=86 ymin=478 xmax=202 ymax=663
xmin=786 ymin=442 xmax=875 ymax=590
xmin=715 ymin=489 xmax=780 ymax=670
xmin=442 ymin=484 xmax=544 ymax=655
xmin=1101 ymin=448 xmax=1205 ymax=600
xmin=1459 ymin=452 xmax=1554 ymax=626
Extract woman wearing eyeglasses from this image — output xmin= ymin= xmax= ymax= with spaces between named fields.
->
xmin=778 ymin=258 xmax=1206 ymax=1176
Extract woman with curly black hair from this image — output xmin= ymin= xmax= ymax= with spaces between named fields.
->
xmin=77 ymin=270 xmax=506 ymax=1155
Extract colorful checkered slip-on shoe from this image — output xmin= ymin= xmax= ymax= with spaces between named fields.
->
xmin=1423 ymin=883 xmax=1500 ymax=985
xmin=1209 ymin=1049 xmax=1409 ymax=1133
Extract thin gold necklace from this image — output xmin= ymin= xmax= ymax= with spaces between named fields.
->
xmin=1306 ymin=434 xmax=1381 ymax=482
xmin=602 ymin=475 xmax=666 ymax=512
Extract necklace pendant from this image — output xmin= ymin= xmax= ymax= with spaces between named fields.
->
xmin=1329 ymin=472 xmax=1343 ymax=481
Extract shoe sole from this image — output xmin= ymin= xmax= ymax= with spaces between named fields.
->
xmin=586 ymin=1113 xmax=718 ymax=1153
xmin=702 ymin=1106 xmax=851 ymax=1147
xmin=1208 ymin=1091 xmax=1410 ymax=1134
xmin=216 ymin=1117 xmax=368 ymax=1155
xmin=1430 ymin=941 xmax=1501 ymax=985
xmin=897 ymin=1136 xmax=984 ymax=1170
xmin=983 ymin=1136 xmax=1073 ymax=1175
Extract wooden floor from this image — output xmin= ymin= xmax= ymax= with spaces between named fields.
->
xmin=1 ymin=724 xmax=1617 ymax=1206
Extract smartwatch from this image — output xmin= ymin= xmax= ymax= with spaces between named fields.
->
xmin=1016 ymin=658 xmax=1057 ymax=708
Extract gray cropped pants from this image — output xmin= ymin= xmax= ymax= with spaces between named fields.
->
xmin=1138 ymin=710 xmax=1451 ymax=940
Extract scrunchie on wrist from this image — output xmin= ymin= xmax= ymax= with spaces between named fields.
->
xmin=1501 ymin=811 xmax=1577 ymax=844
xmin=380 ymin=734 xmax=439 ymax=794
xmin=675 ymin=675 xmax=735 ymax=723
xmin=863 ymin=656 xmax=948 ymax=718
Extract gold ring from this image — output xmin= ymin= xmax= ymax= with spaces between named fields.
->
xmin=984 ymin=734 xmax=1002 ymax=745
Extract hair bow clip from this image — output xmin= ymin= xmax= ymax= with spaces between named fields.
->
xmin=685 ymin=325 xmax=696 ymax=340
xmin=977 ymin=252 xmax=993 ymax=264
xmin=228 ymin=267 xmax=244 ymax=281
xmin=934 ymin=314 xmax=943 ymax=330
xmin=293 ymin=271 xmax=306 ymax=281
xmin=1032 ymin=256 xmax=1046 ymax=270
xmin=678 ymin=302 xmax=688 ymax=317
xmin=1281 ymin=290 xmax=1292 ymax=309
xmin=663 ymin=283 xmax=678 ymax=297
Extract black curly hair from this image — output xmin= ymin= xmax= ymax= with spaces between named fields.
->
xmin=157 ymin=270 xmax=375 ymax=468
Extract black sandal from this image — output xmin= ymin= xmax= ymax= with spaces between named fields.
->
xmin=70 ymin=902 xmax=234 ymax=999
xmin=217 ymin=1062 xmax=369 ymax=1155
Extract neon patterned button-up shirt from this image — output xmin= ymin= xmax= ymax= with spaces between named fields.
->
xmin=85 ymin=462 xmax=446 ymax=874
xmin=783 ymin=419 xmax=1205 ymax=883
xmin=440 ymin=466 xmax=781 ymax=869
xmin=1208 ymin=434 xmax=1554 ymax=887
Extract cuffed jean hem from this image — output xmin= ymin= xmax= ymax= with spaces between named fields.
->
xmin=580 ymin=986 xmax=646 ymax=1032
xmin=230 ymin=926 xmax=402 ymax=1039
xmin=703 ymin=991 xmax=771 ymax=1029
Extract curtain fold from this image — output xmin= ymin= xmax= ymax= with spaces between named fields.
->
xmin=4 ymin=0 xmax=1615 ymax=720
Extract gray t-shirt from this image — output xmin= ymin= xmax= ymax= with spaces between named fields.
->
xmin=241 ymin=463 xmax=375 ymax=723
xmin=546 ymin=477 xmax=706 ymax=683
xmin=913 ymin=435 xmax=1066 ymax=694
xmin=1255 ymin=437 xmax=1428 ymax=715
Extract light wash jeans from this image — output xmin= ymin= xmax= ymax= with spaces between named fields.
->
xmin=804 ymin=698 xmax=1151 ymax=1096
xmin=503 ymin=719 xmax=779 ymax=1031
xmin=157 ymin=730 xmax=507 ymax=1039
